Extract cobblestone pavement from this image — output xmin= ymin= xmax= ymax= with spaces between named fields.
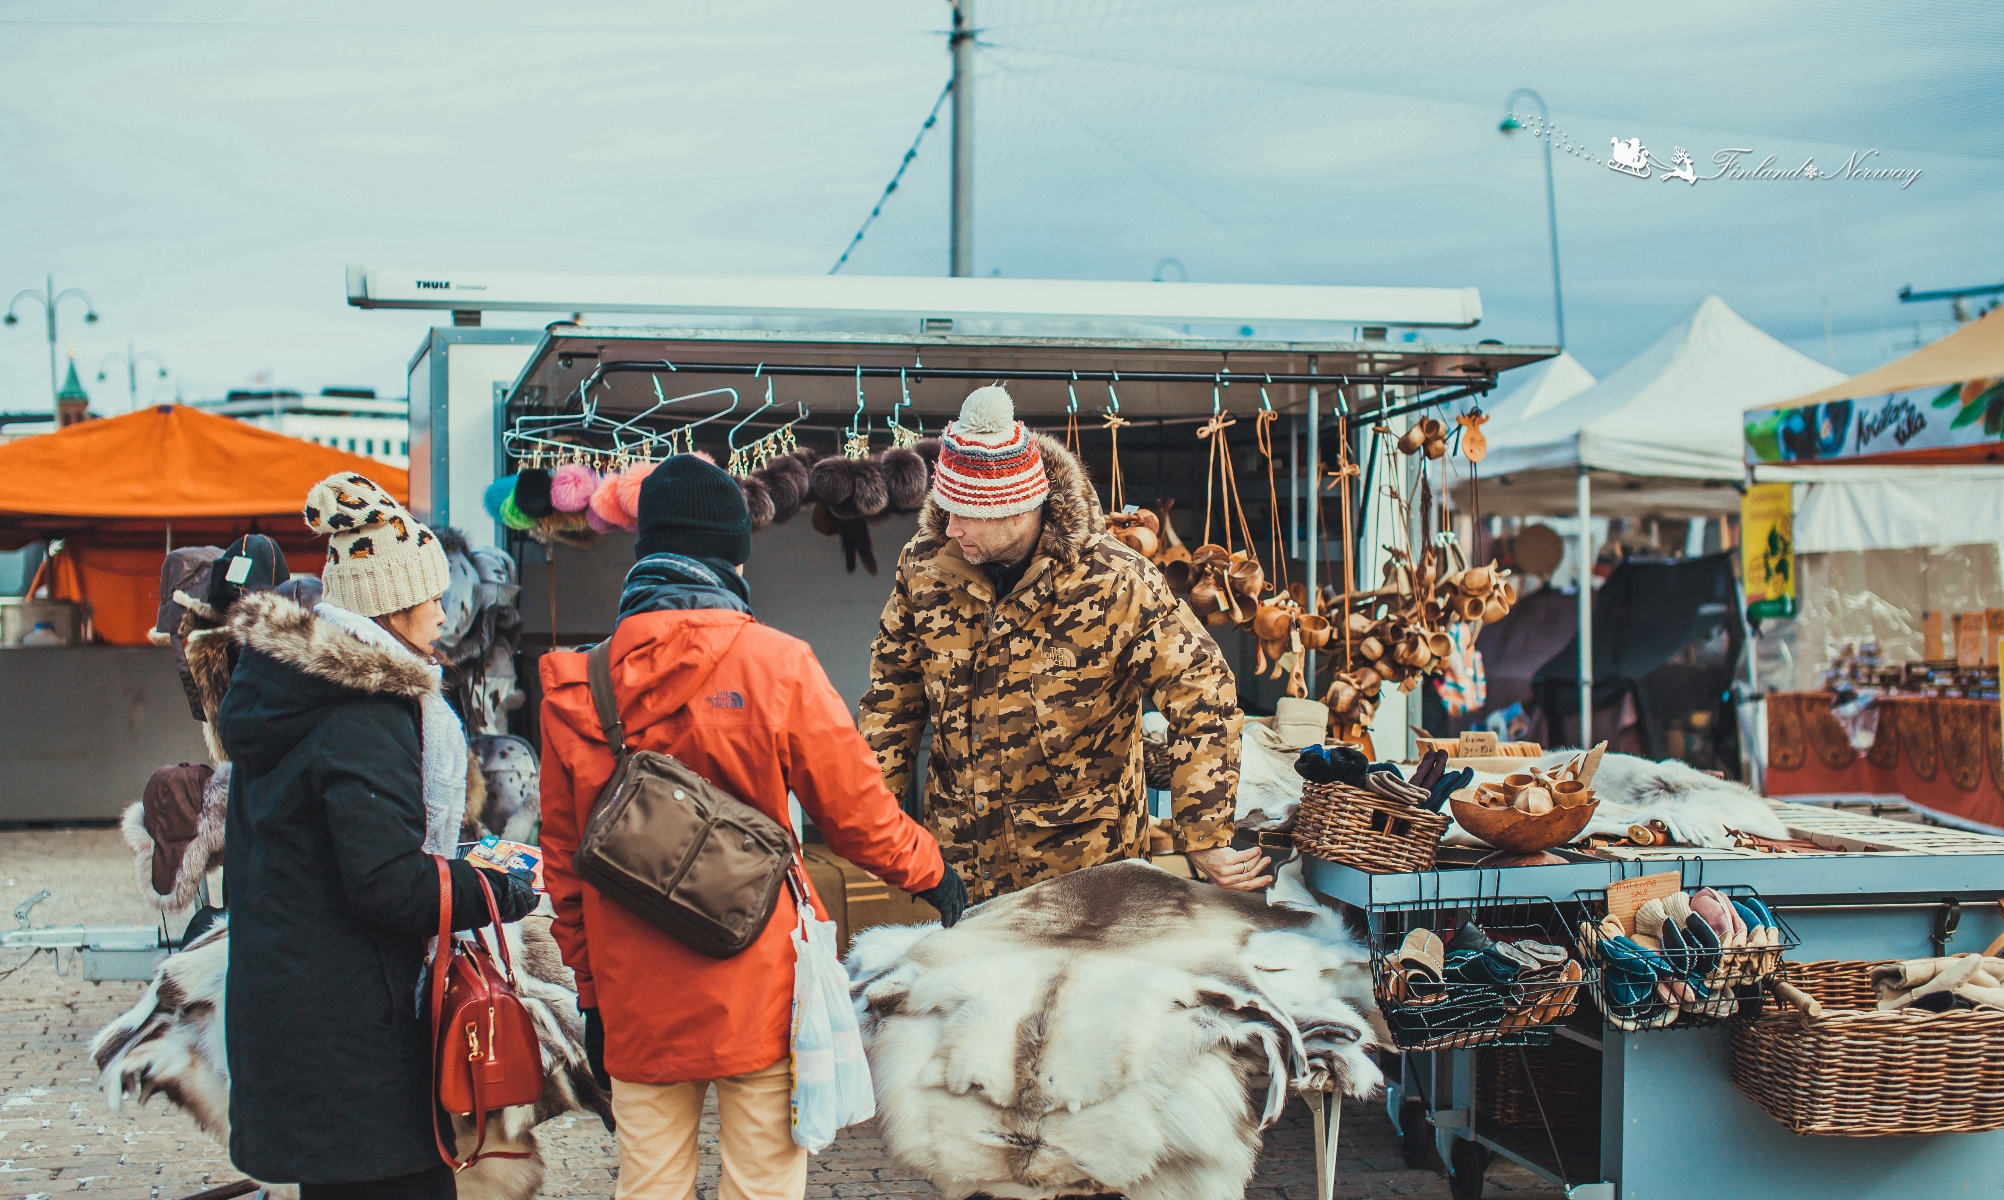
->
xmin=1 ymin=830 xmax=1561 ymax=1199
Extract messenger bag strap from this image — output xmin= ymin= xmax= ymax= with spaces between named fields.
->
xmin=586 ymin=640 xmax=627 ymax=760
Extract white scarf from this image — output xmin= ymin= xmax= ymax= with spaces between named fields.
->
xmin=316 ymin=602 xmax=468 ymax=856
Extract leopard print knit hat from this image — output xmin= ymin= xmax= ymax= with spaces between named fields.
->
xmin=302 ymin=472 xmax=451 ymax=618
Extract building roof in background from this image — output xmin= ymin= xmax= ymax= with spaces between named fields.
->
xmin=56 ymin=357 xmax=88 ymax=403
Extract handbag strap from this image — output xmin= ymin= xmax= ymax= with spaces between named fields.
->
xmin=586 ymin=640 xmax=627 ymax=761
xmin=428 ymin=855 xmax=531 ymax=1172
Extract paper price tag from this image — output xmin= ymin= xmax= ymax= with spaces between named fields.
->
xmin=224 ymin=555 xmax=253 ymax=584
xmin=1606 ymin=871 xmax=1681 ymax=935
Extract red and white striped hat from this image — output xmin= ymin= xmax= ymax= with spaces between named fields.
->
xmin=932 ymin=386 xmax=1050 ymax=519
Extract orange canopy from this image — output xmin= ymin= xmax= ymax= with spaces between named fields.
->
xmin=0 ymin=403 xmax=405 ymax=524
xmin=0 ymin=404 xmax=408 ymax=645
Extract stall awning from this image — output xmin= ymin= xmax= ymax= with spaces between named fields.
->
xmin=1745 ymin=307 xmax=2004 ymax=469
xmin=0 ymin=404 xmax=404 ymax=644
xmin=0 ymin=403 xmax=405 ymax=527
xmin=1477 ymin=296 xmax=1846 ymax=493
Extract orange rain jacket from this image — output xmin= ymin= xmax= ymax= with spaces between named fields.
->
xmin=539 ymin=608 xmax=945 ymax=1084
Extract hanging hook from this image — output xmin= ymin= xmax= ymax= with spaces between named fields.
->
xmin=728 ymin=375 xmax=776 ymax=451
xmin=1260 ymin=372 xmax=1275 ymax=414
xmin=1212 ymin=371 xmax=1224 ymax=416
xmin=1105 ymin=370 xmax=1121 ymax=414
xmin=851 ymin=365 xmax=867 ymax=436
xmin=1067 ymin=370 xmax=1080 ymax=415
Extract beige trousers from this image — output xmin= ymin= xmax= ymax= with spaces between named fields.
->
xmin=611 ymin=1058 xmax=808 ymax=1200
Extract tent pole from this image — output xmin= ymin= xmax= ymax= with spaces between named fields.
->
xmin=1577 ymin=465 xmax=1593 ymax=749
xmin=1304 ymin=357 xmax=1319 ymax=688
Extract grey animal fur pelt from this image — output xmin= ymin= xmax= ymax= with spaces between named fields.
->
xmin=89 ymin=914 xmax=610 ymax=1200
xmin=1538 ymin=751 xmax=1789 ymax=845
xmin=847 ymin=860 xmax=1382 ymax=1200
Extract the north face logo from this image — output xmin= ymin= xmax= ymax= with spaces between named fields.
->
xmin=707 ymin=690 xmax=746 ymax=709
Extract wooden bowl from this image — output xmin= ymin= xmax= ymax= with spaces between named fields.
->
xmin=1449 ymin=794 xmax=1598 ymax=855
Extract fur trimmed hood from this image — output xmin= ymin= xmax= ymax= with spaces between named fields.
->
xmin=916 ymin=434 xmax=1105 ymax=566
xmin=227 ymin=591 xmax=438 ymax=699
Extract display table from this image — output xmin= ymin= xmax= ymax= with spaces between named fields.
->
xmin=1304 ymin=807 xmax=2004 ymax=1200
xmin=1764 ymin=690 xmax=2004 ymax=834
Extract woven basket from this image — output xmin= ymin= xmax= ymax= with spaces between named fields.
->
xmin=1731 ymin=959 xmax=2004 ymax=1136
xmin=1477 ymin=1038 xmax=1600 ymax=1130
xmin=1142 ymin=740 xmax=1175 ymax=790
xmin=1293 ymin=781 xmax=1447 ymax=873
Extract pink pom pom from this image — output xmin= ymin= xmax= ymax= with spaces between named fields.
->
xmin=549 ymin=463 xmax=599 ymax=513
xmin=688 ymin=449 xmax=716 ymax=466
xmin=589 ymin=475 xmax=634 ymax=533
xmin=613 ymin=462 xmax=653 ymax=523
xmin=585 ymin=505 xmax=615 ymax=534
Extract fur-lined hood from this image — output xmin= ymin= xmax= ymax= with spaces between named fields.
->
xmin=226 ymin=592 xmax=438 ymax=699
xmin=915 ymin=434 xmax=1105 ymax=566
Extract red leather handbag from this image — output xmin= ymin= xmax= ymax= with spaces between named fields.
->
xmin=428 ymin=855 xmax=544 ymax=1171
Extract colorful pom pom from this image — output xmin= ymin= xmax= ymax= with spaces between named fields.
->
xmin=498 ymin=491 xmax=536 ymax=531
xmin=482 ymin=474 xmax=519 ymax=521
xmin=549 ymin=463 xmax=599 ymax=513
xmin=589 ymin=474 xmax=635 ymax=532
xmin=613 ymin=462 xmax=653 ymax=523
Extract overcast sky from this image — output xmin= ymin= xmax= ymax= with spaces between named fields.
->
xmin=2 ymin=0 xmax=1998 ymax=412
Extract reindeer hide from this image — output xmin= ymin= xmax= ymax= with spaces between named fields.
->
xmin=90 ymin=912 xmax=610 ymax=1200
xmin=847 ymin=860 xmax=1381 ymax=1200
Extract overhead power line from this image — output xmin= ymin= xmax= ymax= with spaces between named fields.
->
xmin=829 ymin=79 xmax=955 ymax=275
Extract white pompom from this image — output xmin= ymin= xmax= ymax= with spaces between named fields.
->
xmin=957 ymin=385 xmax=1016 ymax=436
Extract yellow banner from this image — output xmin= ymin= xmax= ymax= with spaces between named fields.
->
xmin=1742 ymin=482 xmax=1795 ymax=619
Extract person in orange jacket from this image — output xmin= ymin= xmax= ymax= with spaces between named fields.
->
xmin=539 ymin=455 xmax=963 ymax=1200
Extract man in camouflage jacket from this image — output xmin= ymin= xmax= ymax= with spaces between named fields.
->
xmin=859 ymin=386 xmax=1266 ymax=901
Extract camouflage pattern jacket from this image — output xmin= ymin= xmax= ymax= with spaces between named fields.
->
xmin=859 ymin=436 xmax=1242 ymax=900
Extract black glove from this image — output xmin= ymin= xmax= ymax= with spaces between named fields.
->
xmin=581 ymin=1005 xmax=611 ymax=1090
xmin=914 ymin=863 xmax=969 ymax=928
xmin=476 ymin=867 xmax=541 ymax=924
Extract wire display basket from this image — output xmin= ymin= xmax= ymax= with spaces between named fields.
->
xmin=1368 ymin=897 xmax=1596 ymax=1052
xmin=1572 ymin=882 xmax=1798 ymax=1032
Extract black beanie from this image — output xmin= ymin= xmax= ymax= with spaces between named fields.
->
xmin=635 ymin=454 xmax=754 ymax=564
xmin=206 ymin=534 xmax=291 ymax=613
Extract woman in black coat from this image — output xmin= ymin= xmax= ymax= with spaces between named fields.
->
xmin=220 ymin=474 xmax=535 ymax=1200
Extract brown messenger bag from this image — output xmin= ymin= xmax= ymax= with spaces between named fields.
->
xmin=570 ymin=639 xmax=797 ymax=959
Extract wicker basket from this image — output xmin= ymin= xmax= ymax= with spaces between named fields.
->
xmin=1294 ymin=781 xmax=1448 ymax=873
xmin=1573 ymin=884 xmax=1796 ymax=1032
xmin=1477 ymin=1038 xmax=1600 ymax=1130
xmin=1731 ymin=959 xmax=2004 ymax=1136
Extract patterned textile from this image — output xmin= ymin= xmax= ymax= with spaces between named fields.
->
xmin=860 ymin=435 xmax=1242 ymax=901
xmin=930 ymin=386 xmax=1051 ymax=519
xmin=1434 ymin=622 xmax=1487 ymax=717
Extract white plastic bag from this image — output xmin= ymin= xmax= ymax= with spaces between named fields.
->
xmin=789 ymin=898 xmax=875 ymax=1151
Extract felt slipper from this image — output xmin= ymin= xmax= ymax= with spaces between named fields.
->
xmin=1690 ymin=888 xmax=1743 ymax=943
xmin=1683 ymin=914 xmax=1721 ymax=976
xmin=1447 ymin=921 xmax=1495 ymax=955
xmin=1514 ymin=939 xmax=1570 ymax=966
xmin=1658 ymin=919 xmax=1693 ymax=975
xmin=1633 ymin=897 xmax=1670 ymax=942
xmin=1663 ymin=890 xmax=1694 ymax=926
xmin=1739 ymin=896 xmax=1777 ymax=929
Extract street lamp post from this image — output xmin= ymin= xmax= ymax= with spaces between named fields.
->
xmin=98 ymin=340 xmax=170 ymax=411
xmin=6 ymin=275 xmax=100 ymax=417
xmin=1499 ymin=89 xmax=1565 ymax=348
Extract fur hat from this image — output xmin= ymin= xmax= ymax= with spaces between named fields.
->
xmin=879 ymin=447 xmax=930 ymax=512
xmin=303 ymin=473 xmax=451 ymax=618
xmin=758 ymin=453 xmax=811 ymax=523
xmin=933 ymin=386 xmax=1048 ymax=519
xmin=810 ymin=456 xmax=889 ymax=522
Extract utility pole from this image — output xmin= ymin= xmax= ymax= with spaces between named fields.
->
xmin=949 ymin=0 xmax=976 ymax=277
xmin=5 ymin=275 xmax=99 ymax=417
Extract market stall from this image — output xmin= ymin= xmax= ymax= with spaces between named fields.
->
xmin=1460 ymin=295 xmax=1847 ymax=751
xmin=1289 ymin=739 xmax=2004 ymax=1200
xmin=1744 ymin=308 xmax=2004 ymax=833
xmin=0 ymin=403 xmax=399 ymax=820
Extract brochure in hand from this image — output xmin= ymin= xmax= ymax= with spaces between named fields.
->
xmin=462 ymin=835 xmax=545 ymax=892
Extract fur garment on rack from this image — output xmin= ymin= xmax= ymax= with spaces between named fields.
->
xmin=1445 ymin=751 xmax=1790 ymax=849
xmin=847 ymin=860 xmax=1381 ymax=1200
xmin=90 ymin=914 xmax=611 ymax=1200
xmin=730 ymin=443 xmax=931 ymax=574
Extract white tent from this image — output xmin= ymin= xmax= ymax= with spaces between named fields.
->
xmin=1456 ymin=296 xmax=1845 ymax=746
xmin=1479 ymin=350 xmax=1595 ymax=425
xmin=1475 ymin=295 xmax=1847 ymax=512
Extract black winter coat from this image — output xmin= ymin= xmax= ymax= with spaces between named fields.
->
xmin=218 ymin=593 xmax=534 ymax=1185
